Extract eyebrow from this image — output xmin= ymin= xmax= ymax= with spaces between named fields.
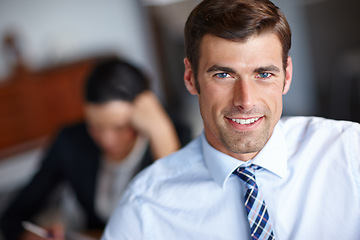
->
xmin=254 ymin=65 xmax=280 ymax=73
xmin=206 ymin=65 xmax=236 ymax=74
xmin=206 ymin=64 xmax=281 ymax=74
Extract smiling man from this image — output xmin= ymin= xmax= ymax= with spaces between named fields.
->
xmin=102 ymin=0 xmax=360 ymax=239
xmin=184 ymin=33 xmax=292 ymax=161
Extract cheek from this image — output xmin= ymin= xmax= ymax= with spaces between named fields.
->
xmin=266 ymin=88 xmax=284 ymax=123
xmin=262 ymin=80 xmax=284 ymax=103
xmin=88 ymin=127 xmax=100 ymax=142
xmin=272 ymin=85 xmax=284 ymax=105
xmin=199 ymin=85 xmax=229 ymax=120
xmin=115 ymin=128 xmax=136 ymax=143
xmin=125 ymin=128 xmax=136 ymax=138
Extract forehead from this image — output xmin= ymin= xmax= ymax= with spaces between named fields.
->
xmin=198 ymin=33 xmax=283 ymax=71
xmin=85 ymin=100 xmax=133 ymax=125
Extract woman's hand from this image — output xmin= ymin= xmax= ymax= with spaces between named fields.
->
xmin=131 ymin=91 xmax=180 ymax=160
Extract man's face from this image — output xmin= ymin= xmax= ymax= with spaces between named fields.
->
xmin=85 ymin=100 xmax=137 ymax=161
xmin=184 ymin=33 xmax=292 ymax=161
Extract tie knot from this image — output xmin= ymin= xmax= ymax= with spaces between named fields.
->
xmin=233 ymin=165 xmax=261 ymax=187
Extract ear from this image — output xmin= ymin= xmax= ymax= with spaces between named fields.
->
xmin=184 ymin=58 xmax=198 ymax=95
xmin=282 ymin=56 xmax=293 ymax=95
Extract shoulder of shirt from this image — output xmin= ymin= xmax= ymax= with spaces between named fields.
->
xmin=279 ymin=116 xmax=360 ymax=150
xmin=125 ymin=136 xmax=205 ymax=193
xmin=280 ymin=116 xmax=360 ymax=133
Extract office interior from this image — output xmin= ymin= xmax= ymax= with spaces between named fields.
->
xmin=0 ymin=0 xmax=359 ymax=238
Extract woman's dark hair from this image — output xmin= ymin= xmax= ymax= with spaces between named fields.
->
xmin=85 ymin=57 xmax=150 ymax=104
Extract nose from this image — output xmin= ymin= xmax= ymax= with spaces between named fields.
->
xmin=233 ymin=79 xmax=255 ymax=111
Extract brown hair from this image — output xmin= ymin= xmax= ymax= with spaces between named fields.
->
xmin=184 ymin=0 xmax=291 ymax=88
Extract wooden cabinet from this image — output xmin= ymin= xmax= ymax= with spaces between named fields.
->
xmin=0 ymin=58 xmax=96 ymax=159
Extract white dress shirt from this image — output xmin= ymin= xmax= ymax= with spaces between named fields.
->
xmin=102 ymin=117 xmax=360 ymax=240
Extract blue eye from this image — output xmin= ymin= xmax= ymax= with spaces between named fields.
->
xmin=215 ymin=73 xmax=230 ymax=78
xmin=257 ymin=72 xmax=272 ymax=79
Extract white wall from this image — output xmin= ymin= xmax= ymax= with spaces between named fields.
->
xmin=0 ymin=0 xmax=163 ymax=96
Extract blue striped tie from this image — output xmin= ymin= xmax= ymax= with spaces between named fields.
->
xmin=233 ymin=165 xmax=275 ymax=240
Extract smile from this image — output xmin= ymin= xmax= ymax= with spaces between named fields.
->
xmin=231 ymin=117 xmax=260 ymax=125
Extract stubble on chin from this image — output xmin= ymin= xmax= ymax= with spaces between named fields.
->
xmin=217 ymin=108 xmax=271 ymax=155
xmin=218 ymin=128 xmax=269 ymax=155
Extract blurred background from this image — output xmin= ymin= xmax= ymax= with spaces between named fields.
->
xmin=0 ymin=0 xmax=359 ymax=230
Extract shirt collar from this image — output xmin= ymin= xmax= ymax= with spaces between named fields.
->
xmin=202 ymin=121 xmax=287 ymax=188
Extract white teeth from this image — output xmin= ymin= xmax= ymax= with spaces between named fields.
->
xmin=231 ymin=117 xmax=259 ymax=125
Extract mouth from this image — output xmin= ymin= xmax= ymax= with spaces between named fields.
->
xmin=230 ymin=117 xmax=260 ymax=125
